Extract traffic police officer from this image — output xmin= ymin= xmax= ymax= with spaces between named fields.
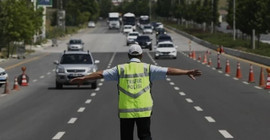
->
xmin=70 ymin=44 xmax=202 ymax=140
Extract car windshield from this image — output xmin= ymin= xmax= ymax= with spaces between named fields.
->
xmin=69 ymin=40 xmax=82 ymax=44
xmin=144 ymin=26 xmax=152 ymax=29
xmin=158 ymin=44 xmax=174 ymax=48
xmin=159 ymin=36 xmax=172 ymax=41
xmin=129 ymin=33 xmax=138 ymax=36
xmin=137 ymin=36 xmax=150 ymax=41
xmin=124 ymin=26 xmax=131 ymax=29
xmin=60 ymin=54 xmax=93 ymax=64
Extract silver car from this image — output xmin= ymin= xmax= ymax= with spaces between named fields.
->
xmin=67 ymin=39 xmax=84 ymax=51
xmin=54 ymin=51 xmax=100 ymax=89
xmin=0 ymin=67 xmax=8 ymax=87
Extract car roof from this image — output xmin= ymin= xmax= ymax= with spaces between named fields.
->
xmin=157 ymin=41 xmax=174 ymax=45
xmin=158 ymin=34 xmax=171 ymax=38
xmin=138 ymin=35 xmax=150 ymax=38
xmin=63 ymin=51 xmax=90 ymax=55
xmin=128 ymin=32 xmax=139 ymax=34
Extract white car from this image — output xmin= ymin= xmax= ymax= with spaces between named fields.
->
xmin=0 ymin=67 xmax=8 ymax=87
xmin=88 ymin=21 xmax=95 ymax=28
xmin=123 ymin=25 xmax=133 ymax=34
xmin=67 ymin=39 xmax=84 ymax=51
xmin=143 ymin=25 xmax=153 ymax=34
xmin=126 ymin=32 xmax=140 ymax=46
xmin=155 ymin=41 xmax=178 ymax=59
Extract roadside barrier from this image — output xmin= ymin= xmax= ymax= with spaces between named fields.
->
xmin=3 ymin=78 xmax=9 ymax=94
xmin=248 ymin=64 xmax=255 ymax=83
xmin=235 ymin=62 xmax=242 ymax=79
xmin=216 ymin=54 xmax=222 ymax=69
xmin=12 ymin=77 xmax=20 ymax=90
xmin=259 ymin=67 xmax=266 ymax=87
xmin=225 ymin=59 xmax=230 ymax=74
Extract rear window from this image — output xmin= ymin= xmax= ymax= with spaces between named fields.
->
xmin=129 ymin=33 xmax=139 ymax=36
xmin=60 ymin=54 xmax=92 ymax=64
xmin=158 ymin=44 xmax=174 ymax=48
xmin=137 ymin=36 xmax=150 ymax=41
xmin=159 ymin=36 xmax=172 ymax=41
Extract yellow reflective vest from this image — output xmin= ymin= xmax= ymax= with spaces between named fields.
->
xmin=117 ymin=62 xmax=153 ymax=118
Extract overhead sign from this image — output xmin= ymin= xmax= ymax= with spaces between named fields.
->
xmin=38 ymin=0 xmax=53 ymax=7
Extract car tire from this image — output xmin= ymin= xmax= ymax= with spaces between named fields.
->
xmin=173 ymin=57 xmax=177 ymax=59
xmin=155 ymin=56 xmax=159 ymax=59
xmin=91 ymin=82 xmax=97 ymax=89
xmin=0 ymin=84 xmax=2 ymax=87
xmin=149 ymin=46 xmax=152 ymax=51
xmin=56 ymin=82 xmax=63 ymax=89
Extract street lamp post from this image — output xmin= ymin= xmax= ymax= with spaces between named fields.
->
xmin=233 ymin=0 xmax=236 ymax=40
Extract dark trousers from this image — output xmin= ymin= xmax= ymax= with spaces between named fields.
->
xmin=120 ymin=117 xmax=152 ymax=140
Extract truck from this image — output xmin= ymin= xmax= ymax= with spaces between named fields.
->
xmin=108 ymin=12 xmax=121 ymax=29
xmin=123 ymin=12 xmax=136 ymax=31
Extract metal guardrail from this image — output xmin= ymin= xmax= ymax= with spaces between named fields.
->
xmin=166 ymin=25 xmax=270 ymax=67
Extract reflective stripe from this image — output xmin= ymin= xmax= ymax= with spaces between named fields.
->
xmin=118 ymin=85 xmax=150 ymax=98
xmin=119 ymin=106 xmax=152 ymax=113
xmin=119 ymin=64 xmax=149 ymax=78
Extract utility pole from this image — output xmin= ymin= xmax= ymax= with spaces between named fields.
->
xmin=211 ymin=0 xmax=214 ymax=34
xmin=233 ymin=0 xmax=236 ymax=40
xmin=149 ymin=0 xmax=151 ymax=20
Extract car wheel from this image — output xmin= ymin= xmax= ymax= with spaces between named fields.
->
xmin=126 ymin=43 xmax=129 ymax=46
xmin=56 ymin=82 xmax=63 ymax=89
xmin=149 ymin=46 xmax=152 ymax=51
xmin=91 ymin=82 xmax=97 ymax=89
xmin=0 ymin=84 xmax=2 ymax=87
xmin=173 ymin=57 xmax=177 ymax=59
xmin=155 ymin=56 xmax=159 ymax=59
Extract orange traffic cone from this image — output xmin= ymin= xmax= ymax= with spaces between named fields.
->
xmin=3 ymin=79 xmax=9 ymax=94
xmin=21 ymin=74 xmax=28 ymax=86
xmin=220 ymin=45 xmax=225 ymax=54
xmin=197 ymin=54 xmax=201 ymax=61
xmin=208 ymin=58 xmax=212 ymax=66
xmin=192 ymin=50 xmax=196 ymax=60
xmin=189 ymin=51 xmax=192 ymax=58
xmin=225 ymin=59 xmax=230 ymax=74
xmin=259 ymin=67 xmax=265 ymax=87
xmin=235 ymin=62 xmax=242 ymax=79
xmin=12 ymin=77 xmax=19 ymax=90
xmin=216 ymin=54 xmax=222 ymax=69
xmin=265 ymin=68 xmax=270 ymax=89
xmin=202 ymin=53 xmax=207 ymax=64
xmin=248 ymin=64 xmax=255 ymax=83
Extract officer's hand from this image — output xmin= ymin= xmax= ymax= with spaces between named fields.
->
xmin=187 ymin=69 xmax=202 ymax=80
xmin=70 ymin=77 xmax=85 ymax=85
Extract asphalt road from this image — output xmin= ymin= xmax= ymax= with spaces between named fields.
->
xmin=0 ymin=21 xmax=269 ymax=140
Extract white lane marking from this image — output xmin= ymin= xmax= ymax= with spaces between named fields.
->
xmin=185 ymin=98 xmax=193 ymax=103
xmin=169 ymin=82 xmax=175 ymax=85
xmin=85 ymin=99 xmax=92 ymax=104
xmin=179 ymin=92 xmax=186 ymax=96
xmin=225 ymin=74 xmax=230 ymax=77
xmin=174 ymin=87 xmax=180 ymax=90
xmin=98 ymin=83 xmax=103 ymax=86
xmin=68 ymin=118 xmax=77 ymax=124
xmin=95 ymin=87 xmax=100 ymax=91
xmin=1 ymin=94 xmax=7 ymax=97
xmin=52 ymin=132 xmax=65 ymax=140
xmin=254 ymin=86 xmax=263 ymax=89
xmin=194 ymin=106 xmax=203 ymax=111
xmin=40 ymin=75 xmax=45 ymax=79
xmin=212 ymin=67 xmax=216 ymax=70
xmin=108 ymin=51 xmax=117 ymax=67
xmin=218 ymin=70 xmax=223 ymax=73
xmin=100 ymin=79 xmax=104 ymax=82
xmin=32 ymin=79 xmax=38 ymax=83
xmin=205 ymin=116 xmax=216 ymax=123
xmin=47 ymin=72 xmax=51 ymax=75
xmin=242 ymin=81 xmax=249 ymax=85
xmin=52 ymin=69 xmax=56 ymax=72
xmin=91 ymin=93 xmax=96 ymax=97
xmin=146 ymin=51 xmax=157 ymax=65
xmin=233 ymin=77 xmax=239 ymax=80
xmin=219 ymin=130 xmax=234 ymax=138
xmin=166 ymin=78 xmax=171 ymax=81
xmin=77 ymin=107 xmax=85 ymax=112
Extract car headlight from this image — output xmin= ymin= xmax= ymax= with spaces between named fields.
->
xmin=0 ymin=72 xmax=6 ymax=76
xmin=147 ymin=42 xmax=151 ymax=45
xmin=57 ymin=67 xmax=65 ymax=73
xmin=87 ymin=68 xmax=96 ymax=73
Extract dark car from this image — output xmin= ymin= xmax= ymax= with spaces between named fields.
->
xmin=156 ymin=34 xmax=172 ymax=45
xmin=135 ymin=35 xmax=152 ymax=50
xmin=155 ymin=27 xmax=166 ymax=38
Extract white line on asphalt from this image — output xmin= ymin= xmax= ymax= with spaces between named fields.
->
xmin=32 ymin=79 xmax=38 ymax=83
xmin=95 ymin=87 xmax=100 ymax=91
xmin=52 ymin=132 xmax=65 ymax=140
xmin=219 ymin=130 xmax=234 ymax=138
xmin=40 ymin=75 xmax=45 ymax=79
xmin=225 ymin=74 xmax=230 ymax=77
xmin=67 ymin=118 xmax=77 ymax=124
xmin=169 ymin=82 xmax=175 ymax=85
xmin=205 ymin=116 xmax=216 ymax=122
xmin=254 ymin=86 xmax=263 ymax=89
xmin=1 ymin=94 xmax=7 ymax=97
xmin=185 ymin=98 xmax=193 ymax=103
xmin=85 ymin=99 xmax=92 ymax=104
xmin=218 ymin=70 xmax=223 ymax=73
xmin=179 ymin=92 xmax=186 ymax=96
xmin=47 ymin=72 xmax=51 ymax=75
xmin=233 ymin=77 xmax=239 ymax=80
xmin=174 ymin=87 xmax=180 ymax=90
xmin=212 ymin=67 xmax=216 ymax=70
xmin=194 ymin=106 xmax=203 ymax=111
xmin=77 ymin=107 xmax=85 ymax=112
xmin=100 ymin=79 xmax=104 ymax=82
xmin=146 ymin=51 xmax=157 ymax=65
xmin=98 ymin=83 xmax=103 ymax=86
xmin=108 ymin=52 xmax=116 ymax=67
xmin=52 ymin=69 xmax=56 ymax=72
xmin=243 ymin=81 xmax=249 ymax=84
xmin=166 ymin=78 xmax=171 ymax=81
xmin=91 ymin=93 xmax=96 ymax=97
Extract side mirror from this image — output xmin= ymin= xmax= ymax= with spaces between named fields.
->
xmin=54 ymin=60 xmax=59 ymax=65
xmin=95 ymin=60 xmax=100 ymax=64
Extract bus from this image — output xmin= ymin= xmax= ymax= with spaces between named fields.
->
xmin=123 ymin=12 xmax=136 ymax=31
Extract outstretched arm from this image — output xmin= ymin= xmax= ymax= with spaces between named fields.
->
xmin=70 ymin=70 xmax=104 ymax=85
xmin=167 ymin=67 xmax=202 ymax=80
